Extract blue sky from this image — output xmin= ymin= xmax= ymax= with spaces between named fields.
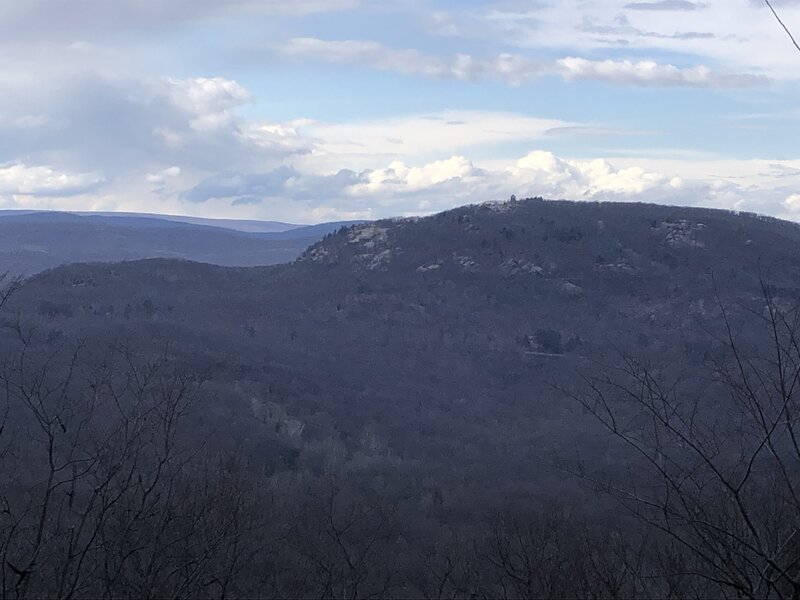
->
xmin=0 ymin=0 xmax=798 ymax=223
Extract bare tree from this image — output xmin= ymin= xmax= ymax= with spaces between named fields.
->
xmin=564 ymin=283 xmax=800 ymax=598
xmin=0 ymin=273 xmax=22 ymax=313
xmin=477 ymin=508 xmax=648 ymax=600
xmin=764 ymin=0 xmax=800 ymax=54
xmin=284 ymin=478 xmax=399 ymax=599
xmin=0 ymin=315 xmax=271 ymax=599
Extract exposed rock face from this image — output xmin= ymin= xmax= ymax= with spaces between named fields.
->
xmin=303 ymin=224 xmax=398 ymax=271
xmin=501 ymin=258 xmax=544 ymax=277
xmin=657 ymin=219 xmax=706 ymax=248
xmin=348 ymin=224 xmax=389 ymax=249
xmin=453 ymin=254 xmax=480 ymax=273
xmin=416 ymin=263 xmax=442 ymax=272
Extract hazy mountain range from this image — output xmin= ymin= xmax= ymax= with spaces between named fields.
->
xmin=0 ymin=210 xmax=363 ymax=275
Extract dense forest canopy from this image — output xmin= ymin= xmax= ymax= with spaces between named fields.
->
xmin=2 ymin=197 xmax=800 ymax=598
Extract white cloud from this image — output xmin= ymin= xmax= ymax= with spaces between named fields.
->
xmin=297 ymin=110 xmax=571 ymax=166
xmin=0 ymin=63 xmax=794 ymax=223
xmin=171 ymin=147 xmax=800 ymax=221
xmin=0 ymin=163 xmax=103 ymax=197
xmin=165 ymin=77 xmax=252 ymax=132
xmin=0 ymin=0 xmax=794 ymax=226
xmin=279 ymin=38 xmax=545 ymax=85
xmin=625 ymin=1 xmax=706 ymax=10
xmin=4 ymin=143 xmax=800 ymax=224
xmin=0 ymin=0 xmax=362 ymax=41
xmin=0 ymin=71 xmax=795 ymax=224
xmin=358 ymin=151 xmax=797 ymax=219
xmin=0 ymin=72 xmax=312 ymax=177
xmin=556 ymin=57 xmax=766 ymax=87
xmin=278 ymin=37 xmax=766 ymax=88
xmin=350 ymin=156 xmax=483 ymax=196
xmin=479 ymin=0 xmax=800 ymax=80
xmin=785 ymin=193 xmax=800 ymax=213
xmin=146 ymin=166 xmax=181 ymax=184
xmin=512 ymin=151 xmax=672 ymax=196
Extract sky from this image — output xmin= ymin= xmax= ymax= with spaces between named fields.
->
xmin=0 ymin=0 xmax=798 ymax=224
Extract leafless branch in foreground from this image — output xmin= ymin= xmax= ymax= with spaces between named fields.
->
xmin=765 ymin=0 xmax=800 ymax=54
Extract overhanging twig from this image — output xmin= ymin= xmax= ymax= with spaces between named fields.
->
xmin=765 ymin=0 xmax=800 ymax=54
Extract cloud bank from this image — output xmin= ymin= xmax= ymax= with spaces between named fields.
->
xmin=278 ymin=38 xmax=767 ymax=88
xmin=0 ymin=1 xmax=796 ymax=223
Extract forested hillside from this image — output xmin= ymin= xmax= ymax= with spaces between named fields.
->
xmin=2 ymin=198 xmax=800 ymax=598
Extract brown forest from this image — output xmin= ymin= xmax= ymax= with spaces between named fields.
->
xmin=1 ymin=198 xmax=800 ymax=598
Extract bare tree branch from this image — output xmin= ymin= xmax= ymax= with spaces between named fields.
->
xmin=765 ymin=0 xmax=800 ymax=54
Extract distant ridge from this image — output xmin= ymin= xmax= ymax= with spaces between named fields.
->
xmin=0 ymin=210 xmax=303 ymax=233
xmin=0 ymin=210 xmax=366 ymax=275
xmin=0 ymin=209 xmax=364 ymax=235
xmin=76 ymin=212 xmax=304 ymax=233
